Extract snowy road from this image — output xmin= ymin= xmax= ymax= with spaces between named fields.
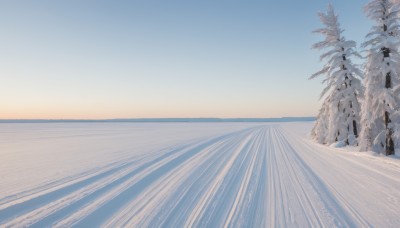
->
xmin=1 ymin=123 xmax=400 ymax=227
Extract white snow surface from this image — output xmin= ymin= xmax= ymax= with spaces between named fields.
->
xmin=0 ymin=122 xmax=400 ymax=227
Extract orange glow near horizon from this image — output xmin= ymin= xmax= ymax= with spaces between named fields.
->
xmin=1 ymin=100 xmax=317 ymax=119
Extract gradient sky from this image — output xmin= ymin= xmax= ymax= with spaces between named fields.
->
xmin=0 ymin=0 xmax=371 ymax=119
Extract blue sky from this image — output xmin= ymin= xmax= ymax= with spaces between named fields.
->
xmin=0 ymin=0 xmax=370 ymax=119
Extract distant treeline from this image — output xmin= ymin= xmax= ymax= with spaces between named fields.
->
xmin=0 ymin=117 xmax=315 ymax=123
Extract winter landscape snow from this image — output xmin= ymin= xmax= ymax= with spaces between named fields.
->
xmin=1 ymin=122 xmax=400 ymax=227
xmin=3 ymin=0 xmax=400 ymax=227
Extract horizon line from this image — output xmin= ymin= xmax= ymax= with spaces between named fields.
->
xmin=0 ymin=117 xmax=315 ymax=123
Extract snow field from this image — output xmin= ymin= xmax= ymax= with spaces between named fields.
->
xmin=0 ymin=122 xmax=400 ymax=227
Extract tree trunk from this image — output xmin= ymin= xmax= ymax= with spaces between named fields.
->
xmin=383 ymin=42 xmax=394 ymax=155
xmin=386 ymin=128 xmax=395 ymax=156
xmin=353 ymin=120 xmax=358 ymax=137
xmin=384 ymin=111 xmax=395 ymax=155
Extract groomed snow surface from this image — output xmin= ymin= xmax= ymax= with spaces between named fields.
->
xmin=0 ymin=122 xmax=400 ymax=227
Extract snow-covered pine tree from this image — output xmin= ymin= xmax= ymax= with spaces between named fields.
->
xmin=310 ymin=4 xmax=363 ymax=146
xmin=311 ymin=97 xmax=330 ymax=144
xmin=360 ymin=0 xmax=400 ymax=155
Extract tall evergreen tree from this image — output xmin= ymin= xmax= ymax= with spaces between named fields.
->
xmin=360 ymin=0 xmax=400 ymax=155
xmin=310 ymin=4 xmax=363 ymax=146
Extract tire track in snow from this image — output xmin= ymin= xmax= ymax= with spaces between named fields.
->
xmin=142 ymin=130 xmax=265 ymax=227
xmin=104 ymin=128 xmax=262 ymax=227
xmin=0 ymin=144 xmax=193 ymax=227
xmin=55 ymin=127 xmax=261 ymax=227
xmin=222 ymin=129 xmax=266 ymax=228
xmin=279 ymin=125 xmax=400 ymax=227
xmin=2 ymin=124 xmax=400 ymax=227
xmin=271 ymin=127 xmax=359 ymax=227
xmin=0 ymin=128 xmax=249 ymax=227
xmin=59 ymin=135 xmax=236 ymax=227
xmin=184 ymin=129 xmax=254 ymax=227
